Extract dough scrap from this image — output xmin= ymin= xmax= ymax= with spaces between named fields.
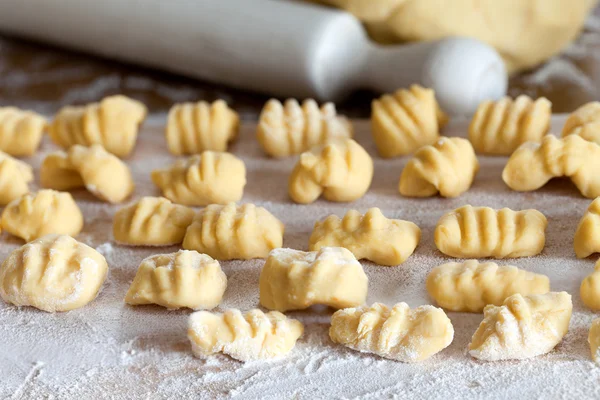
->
xmin=562 ymin=101 xmax=600 ymax=145
xmin=124 ymin=250 xmax=227 ymax=310
xmin=371 ymin=85 xmax=447 ymax=158
xmin=151 ymin=151 xmax=246 ymax=206
xmin=469 ymin=95 xmax=551 ymax=155
xmin=426 ymin=260 xmax=550 ymax=313
xmin=1 ymin=190 xmax=84 ymax=242
xmin=0 ymin=151 xmax=33 ymax=206
xmin=259 ymin=247 xmax=368 ymax=312
xmin=589 ymin=318 xmax=600 ymax=362
xmin=0 ymin=234 xmax=108 ymax=312
xmin=113 ymin=197 xmax=195 ymax=246
xmin=288 ymin=138 xmax=373 ymax=204
xmin=40 ymin=144 xmax=135 ymax=203
xmin=399 ymin=136 xmax=479 ymax=198
xmin=48 ymin=95 xmax=147 ymax=158
xmin=0 ymin=107 xmax=47 ymax=156
xmin=166 ymin=100 xmax=239 ymax=155
xmin=188 ymin=308 xmax=303 ymax=361
xmin=468 ymin=292 xmax=572 ymax=361
xmin=183 ymin=203 xmax=284 ymax=260
xmin=434 ymin=205 xmax=547 ymax=258
xmin=502 ymin=134 xmax=600 ymax=199
xmin=256 ymin=98 xmax=352 ymax=158
xmin=574 ymin=197 xmax=600 ymax=258
xmin=580 ymin=260 xmax=600 ymax=311
xmin=329 ymin=302 xmax=454 ymax=362
xmin=308 ymin=207 xmax=420 ymax=266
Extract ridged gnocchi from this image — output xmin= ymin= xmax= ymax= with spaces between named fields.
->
xmin=574 ymin=197 xmax=600 ymax=258
xmin=426 ymin=260 xmax=550 ymax=313
xmin=188 ymin=308 xmax=303 ymax=361
xmin=0 ymin=234 xmax=108 ymax=312
xmin=562 ymin=101 xmax=600 ymax=145
xmin=166 ymin=100 xmax=239 ymax=155
xmin=259 ymin=247 xmax=368 ymax=312
xmin=288 ymin=138 xmax=373 ymax=204
xmin=502 ymin=134 xmax=600 ymax=199
xmin=48 ymin=95 xmax=147 ymax=158
xmin=580 ymin=260 xmax=600 ymax=310
xmin=0 ymin=151 xmax=33 ymax=206
xmin=468 ymin=292 xmax=572 ymax=361
xmin=256 ymin=98 xmax=352 ymax=158
xmin=329 ymin=302 xmax=454 ymax=362
xmin=308 ymin=208 xmax=420 ymax=266
xmin=40 ymin=144 xmax=135 ymax=203
xmin=434 ymin=205 xmax=547 ymax=259
xmin=113 ymin=197 xmax=195 ymax=246
xmin=469 ymin=95 xmax=551 ymax=155
xmin=371 ymin=85 xmax=447 ymax=158
xmin=151 ymin=151 xmax=246 ymax=206
xmin=0 ymin=107 xmax=47 ymax=156
xmin=1 ymin=190 xmax=84 ymax=242
xmin=183 ymin=203 xmax=284 ymax=260
xmin=589 ymin=318 xmax=600 ymax=362
xmin=124 ymin=250 xmax=227 ymax=310
xmin=399 ymin=137 xmax=479 ymax=198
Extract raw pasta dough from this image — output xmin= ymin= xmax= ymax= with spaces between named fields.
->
xmin=573 ymin=197 xmax=600 ymax=258
xmin=562 ymin=101 xmax=600 ymax=145
xmin=580 ymin=260 xmax=600 ymax=310
xmin=0 ymin=107 xmax=46 ymax=156
xmin=0 ymin=151 xmax=33 ymax=206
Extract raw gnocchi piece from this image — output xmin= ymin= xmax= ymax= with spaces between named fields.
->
xmin=589 ymin=318 xmax=600 ymax=362
xmin=574 ymin=197 xmax=600 ymax=258
xmin=1 ymin=190 xmax=84 ymax=242
xmin=151 ymin=151 xmax=246 ymax=206
xmin=113 ymin=197 xmax=195 ymax=246
xmin=426 ymin=260 xmax=550 ymax=312
xmin=371 ymin=85 xmax=447 ymax=158
xmin=0 ymin=234 xmax=108 ymax=312
xmin=468 ymin=292 xmax=572 ymax=361
xmin=0 ymin=151 xmax=33 ymax=206
xmin=562 ymin=101 xmax=600 ymax=145
xmin=308 ymin=207 xmax=420 ymax=266
xmin=329 ymin=302 xmax=454 ymax=362
xmin=183 ymin=203 xmax=284 ymax=260
xmin=580 ymin=260 xmax=600 ymax=310
xmin=399 ymin=137 xmax=479 ymax=198
xmin=259 ymin=247 xmax=368 ymax=312
xmin=434 ymin=205 xmax=547 ymax=258
xmin=188 ymin=308 xmax=303 ymax=361
xmin=40 ymin=144 xmax=135 ymax=204
xmin=166 ymin=100 xmax=239 ymax=155
xmin=502 ymin=134 xmax=600 ymax=199
xmin=256 ymin=98 xmax=352 ymax=158
xmin=48 ymin=95 xmax=147 ymax=158
xmin=124 ymin=250 xmax=227 ymax=310
xmin=288 ymin=138 xmax=373 ymax=204
xmin=0 ymin=107 xmax=47 ymax=156
xmin=469 ymin=95 xmax=551 ymax=155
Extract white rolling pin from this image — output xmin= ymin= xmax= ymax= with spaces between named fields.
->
xmin=0 ymin=0 xmax=507 ymax=115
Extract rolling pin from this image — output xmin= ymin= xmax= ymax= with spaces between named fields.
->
xmin=0 ymin=0 xmax=507 ymax=115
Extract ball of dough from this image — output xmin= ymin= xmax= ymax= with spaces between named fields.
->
xmin=1 ymin=190 xmax=84 ymax=242
xmin=0 ymin=234 xmax=108 ymax=312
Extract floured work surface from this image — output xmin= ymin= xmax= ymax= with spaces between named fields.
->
xmin=1 ymin=116 xmax=600 ymax=399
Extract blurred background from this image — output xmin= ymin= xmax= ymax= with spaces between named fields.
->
xmin=0 ymin=0 xmax=599 ymax=118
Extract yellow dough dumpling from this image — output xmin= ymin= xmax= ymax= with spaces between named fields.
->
xmin=0 ymin=151 xmax=33 ymax=206
xmin=329 ymin=302 xmax=454 ymax=362
xmin=125 ymin=250 xmax=227 ymax=310
xmin=580 ymin=260 xmax=600 ymax=310
xmin=0 ymin=235 xmax=108 ymax=312
xmin=562 ymin=101 xmax=600 ymax=145
xmin=309 ymin=208 xmax=420 ymax=266
xmin=0 ymin=107 xmax=47 ymax=156
xmin=188 ymin=308 xmax=303 ymax=361
xmin=1 ymin=190 xmax=84 ymax=242
xmin=113 ymin=197 xmax=194 ymax=246
xmin=574 ymin=197 xmax=600 ymax=258
xmin=589 ymin=318 xmax=600 ymax=362
xmin=166 ymin=100 xmax=239 ymax=155
xmin=48 ymin=95 xmax=147 ymax=158
xmin=151 ymin=151 xmax=246 ymax=206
